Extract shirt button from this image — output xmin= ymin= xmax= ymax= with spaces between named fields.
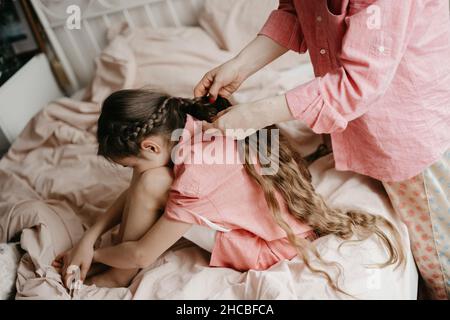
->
xmin=378 ymin=46 xmax=385 ymax=53
xmin=320 ymin=49 xmax=327 ymax=55
xmin=316 ymin=16 xmax=323 ymax=22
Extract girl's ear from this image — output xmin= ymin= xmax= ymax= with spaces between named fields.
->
xmin=141 ymin=138 xmax=160 ymax=154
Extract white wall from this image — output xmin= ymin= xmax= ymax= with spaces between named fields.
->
xmin=0 ymin=54 xmax=63 ymax=153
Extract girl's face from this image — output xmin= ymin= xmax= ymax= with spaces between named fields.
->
xmin=113 ymin=135 xmax=172 ymax=173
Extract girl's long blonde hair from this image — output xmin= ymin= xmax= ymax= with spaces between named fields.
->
xmin=243 ymin=128 xmax=405 ymax=294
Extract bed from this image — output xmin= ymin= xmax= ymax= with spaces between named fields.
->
xmin=0 ymin=0 xmax=418 ymax=300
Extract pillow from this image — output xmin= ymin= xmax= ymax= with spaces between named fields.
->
xmin=87 ymin=26 xmax=235 ymax=103
xmin=198 ymin=0 xmax=310 ymax=70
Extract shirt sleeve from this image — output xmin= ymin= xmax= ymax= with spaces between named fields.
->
xmin=163 ymin=166 xmax=219 ymax=227
xmin=285 ymin=0 xmax=421 ymax=134
xmin=258 ymin=0 xmax=307 ymax=53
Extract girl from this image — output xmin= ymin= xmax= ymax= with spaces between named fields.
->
xmin=194 ymin=0 xmax=450 ymax=299
xmin=53 ymin=90 xmax=403 ymax=293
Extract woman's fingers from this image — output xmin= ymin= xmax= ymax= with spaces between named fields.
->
xmin=218 ymin=87 xmax=234 ymax=100
xmin=194 ymin=72 xmax=214 ymax=98
xmin=195 ymin=71 xmax=234 ymax=100
xmin=208 ymin=79 xmax=223 ymax=101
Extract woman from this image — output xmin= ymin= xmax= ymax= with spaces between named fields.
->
xmin=194 ymin=0 xmax=450 ymax=299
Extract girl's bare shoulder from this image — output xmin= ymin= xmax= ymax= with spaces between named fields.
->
xmin=138 ymin=167 xmax=174 ymax=194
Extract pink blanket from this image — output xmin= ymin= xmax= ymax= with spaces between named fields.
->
xmin=0 ymin=26 xmax=417 ymax=300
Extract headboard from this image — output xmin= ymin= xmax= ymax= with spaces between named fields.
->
xmin=30 ymin=0 xmax=206 ymax=94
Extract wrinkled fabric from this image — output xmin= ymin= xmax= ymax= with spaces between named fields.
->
xmin=259 ymin=0 xmax=450 ymax=181
xmin=383 ymin=149 xmax=450 ymax=300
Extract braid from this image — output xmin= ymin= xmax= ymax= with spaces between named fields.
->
xmin=97 ymin=90 xmax=227 ymax=155
xmin=119 ymin=97 xmax=172 ymax=143
xmin=97 ymin=91 xmax=189 ymax=159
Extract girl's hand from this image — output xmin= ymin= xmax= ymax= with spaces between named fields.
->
xmin=194 ymin=57 xmax=249 ymax=101
xmin=52 ymin=240 xmax=94 ymax=288
xmin=203 ymin=95 xmax=294 ymax=140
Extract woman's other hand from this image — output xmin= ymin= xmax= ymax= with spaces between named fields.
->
xmin=203 ymin=95 xmax=294 ymax=140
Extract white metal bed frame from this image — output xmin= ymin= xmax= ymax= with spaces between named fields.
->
xmin=30 ymin=0 xmax=205 ymax=94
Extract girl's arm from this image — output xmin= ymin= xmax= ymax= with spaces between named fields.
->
xmin=93 ymin=216 xmax=192 ymax=269
xmin=82 ymin=189 xmax=128 ymax=245
xmin=52 ymin=189 xmax=127 ymax=281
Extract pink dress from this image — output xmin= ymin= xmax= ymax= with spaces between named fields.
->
xmin=259 ymin=0 xmax=450 ymax=182
xmin=164 ymin=116 xmax=315 ymax=271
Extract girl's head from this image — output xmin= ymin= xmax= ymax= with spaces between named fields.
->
xmin=97 ymin=89 xmax=229 ymax=171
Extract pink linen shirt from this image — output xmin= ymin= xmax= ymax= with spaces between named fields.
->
xmin=164 ymin=116 xmax=315 ymax=271
xmin=259 ymin=0 xmax=450 ymax=182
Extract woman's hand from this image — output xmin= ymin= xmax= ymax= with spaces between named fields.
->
xmin=194 ymin=36 xmax=289 ymax=100
xmin=52 ymin=239 xmax=94 ymax=288
xmin=203 ymin=95 xmax=294 ymax=140
xmin=194 ymin=57 xmax=249 ymax=100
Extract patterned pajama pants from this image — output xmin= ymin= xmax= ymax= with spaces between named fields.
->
xmin=383 ymin=149 xmax=450 ymax=300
